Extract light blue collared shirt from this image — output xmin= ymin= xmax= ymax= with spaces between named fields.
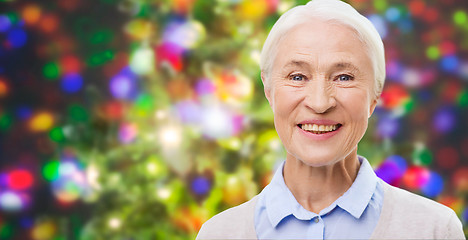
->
xmin=254 ymin=156 xmax=384 ymax=239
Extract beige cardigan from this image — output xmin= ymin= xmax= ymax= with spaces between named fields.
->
xmin=197 ymin=181 xmax=465 ymax=239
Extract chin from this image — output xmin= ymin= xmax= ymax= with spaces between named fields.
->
xmin=288 ymin=149 xmax=345 ymax=168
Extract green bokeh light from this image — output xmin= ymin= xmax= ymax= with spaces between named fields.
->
xmin=412 ymin=147 xmax=433 ymax=166
xmin=373 ymin=0 xmax=388 ymax=12
xmin=403 ymin=97 xmax=415 ymax=114
xmin=453 ymin=10 xmax=467 ymax=25
xmin=457 ymin=89 xmax=468 ymax=107
xmin=43 ymin=62 xmax=61 ymax=80
xmin=43 ymin=160 xmax=60 ymax=181
xmin=49 ymin=127 xmax=65 ymax=142
xmin=87 ymin=50 xmax=114 ymax=66
xmin=0 ymin=223 xmax=13 ymax=239
xmin=426 ymin=45 xmax=440 ymax=60
xmin=0 ymin=112 xmax=12 ymax=131
xmin=89 ymin=29 xmax=114 ymax=45
xmin=6 ymin=12 xmax=19 ymax=24
xmin=134 ymin=93 xmax=154 ymax=117
xmin=68 ymin=104 xmax=89 ymax=122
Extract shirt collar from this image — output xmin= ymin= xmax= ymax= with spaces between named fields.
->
xmin=264 ymin=156 xmax=378 ymax=228
xmin=335 ymin=156 xmax=378 ymax=219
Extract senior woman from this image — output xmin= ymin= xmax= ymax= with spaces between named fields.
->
xmin=197 ymin=0 xmax=464 ymax=239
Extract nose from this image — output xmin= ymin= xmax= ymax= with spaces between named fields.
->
xmin=304 ymin=80 xmax=336 ymax=113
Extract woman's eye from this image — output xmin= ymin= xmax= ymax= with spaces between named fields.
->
xmin=337 ymin=74 xmax=353 ymax=81
xmin=290 ymin=74 xmax=306 ymax=81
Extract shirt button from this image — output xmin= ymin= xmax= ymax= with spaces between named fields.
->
xmin=314 ymin=218 xmax=319 ymax=223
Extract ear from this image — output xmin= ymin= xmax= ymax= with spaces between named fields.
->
xmin=261 ymin=71 xmax=273 ymax=107
xmin=368 ymin=96 xmax=379 ymax=118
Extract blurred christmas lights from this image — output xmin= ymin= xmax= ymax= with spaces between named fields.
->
xmin=0 ymin=0 xmax=466 ymax=238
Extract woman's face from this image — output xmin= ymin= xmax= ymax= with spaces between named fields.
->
xmin=264 ymin=20 xmax=378 ymax=167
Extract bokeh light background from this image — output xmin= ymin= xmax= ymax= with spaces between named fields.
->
xmin=0 ymin=0 xmax=467 ymax=239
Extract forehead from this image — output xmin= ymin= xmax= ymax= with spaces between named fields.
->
xmin=274 ymin=19 xmax=372 ymax=70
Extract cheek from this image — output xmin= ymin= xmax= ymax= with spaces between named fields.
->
xmin=271 ymin=88 xmax=301 ymax=135
xmin=338 ymin=90 xmax=371 ymax=147
xmin=339 ymin=89 xmax=372 ymax=120
xmin=273 ymin=87 xmax=301 ymax=116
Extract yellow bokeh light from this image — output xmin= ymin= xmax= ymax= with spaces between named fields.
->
xmin=0 ymin=79 xmax=8 ymax=97
xmin=129 ymin=46 xmax=155 ymax=75
xmin=86 ymin=164 xmax=101 ymax=190
xmin=237 ymin=0 xmax=268 ymax=21
xmin=108 ymin=217 xmax=122 ymax=229
xmin=159 ymin=126 xmax=182 ymax=148
xmin=31 ymin=221 xmax=56 ymax=240
xmin=124 ymin=19 xmax=154 ymax=40
xmin=22 ymin=4 xmax=42 ymax=25
xmin=29 ymin=112 xmax=54 ymax=132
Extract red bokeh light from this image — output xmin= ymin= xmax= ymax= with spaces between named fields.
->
xmin=0 ymin=77 xmax=9 ymax=97
xmin=452 ymin=167 xmax=468 ymax=192
xmin=439 ymin=41 xmax=456 ymax=56
xmin=39 ymin=14 xmax=59 ymax=33
xmin=402 ymin=166 xmax=430 ymax=190
xmin=436 ymin=147 xmax=459 ymax=169
xmin=423 ymin=7 xmax=439 ymax=23
xmin=7 ymin=170 xmax=34 ymax=190
xmin=103 ymin=101 xmax=125 ymax=120
xmin=60 ymin=55 xmax=82 ymax=74
xmin=409 ymin=0 xmax=426 ymax=17
xmin=380 ymin=84 xmax=409 ymax=109
xmin=155 ymin=43 xmax=184 ymax=72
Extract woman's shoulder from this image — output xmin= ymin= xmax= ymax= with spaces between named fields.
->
xmin=383 ymin=181 xmax=454 ymax=217
xmin=196 ymin=195 xmax=259 ymax=240
xmin=371 ymin=181 xmax=464 ymax=239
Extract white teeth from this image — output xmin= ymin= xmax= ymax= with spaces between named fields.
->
xmin=300 ymin=124 xmax=340 ymax=133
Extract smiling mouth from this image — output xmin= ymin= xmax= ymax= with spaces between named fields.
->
xmin=298 ymin=123 xmax=342 ymax=134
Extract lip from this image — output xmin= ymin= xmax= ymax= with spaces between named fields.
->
xmin=297 ymin=119 xmax=342 ymax=140
xmin=298 ymin=119 xmax=341 ymax=125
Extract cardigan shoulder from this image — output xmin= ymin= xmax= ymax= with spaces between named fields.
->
xmin=197 ymin=181 xmax=465 ymax=240
xmin=196 ymin=195 xmax=258 ymax=240
xmin=371 ymin=181 xmax=464 ymax=239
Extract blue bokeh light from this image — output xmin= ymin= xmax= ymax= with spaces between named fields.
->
xmin=7 ymin=28 xmax=27 ymax=48
xmin=440 ymin=55 xmax=459 ymax=72
xmin=385 ymin=7 xmax=401 ymax=22
xmin=15 ymin=106 xmax=32 ymax=120
xmin=375 ymin=155 xmax=407 ymax=185
xmin=0 ymin=15 xmax=11 ymax=32
xmin=387 ymin=155 xmax=408 ymax=173
xmin=368 ymin=14 xmax=388 ymax=39
xmin=377 ymin=117 xmax=399 ymax=139
xmin=433 ymin=107 xmax=456 ymax=133
xmin=463 ymin=207 xmax=468 ymax=223
xmin=19 ymin=217 xmax=34 ymax=228
xmin=191 ymin=176 xmax=211 ymax=195
xmin=421 ymin=171 xmax=444 ymax=198
xmin=61 ymin=73 xmax=83 ymax=93
xmin=397 ymin=18 xmax=413 ymax=33
xmin=109 ymin=67 xmax=138 ymax=100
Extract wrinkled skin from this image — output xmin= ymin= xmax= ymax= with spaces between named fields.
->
xmin=262 ymin=19 xmax=378 ymax=212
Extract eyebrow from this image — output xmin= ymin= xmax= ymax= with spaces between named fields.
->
xmin=284 ymin=60 xmax=311 ymax=68
xmin=283 ymin=60 xmax=361 ymax=73
xmin=331 ymin=62 xmax=360 ymax=72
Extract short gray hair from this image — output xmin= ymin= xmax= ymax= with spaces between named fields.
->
xmin=260 ymin=0 xmax=385 ymax=97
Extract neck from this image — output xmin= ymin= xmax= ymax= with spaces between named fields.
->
xmin=283 ymin=151 xmax=360 ymax=214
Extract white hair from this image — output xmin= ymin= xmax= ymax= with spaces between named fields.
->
xmin=260 ymin=0 xmax=385 ymax=97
